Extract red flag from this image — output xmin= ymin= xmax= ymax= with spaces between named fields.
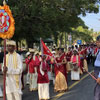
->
xmin=41 ymin=40 xmax=53 ymax=56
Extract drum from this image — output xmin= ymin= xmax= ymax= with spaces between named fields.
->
xmin=69 ymin=62 xmax=78 ymax=71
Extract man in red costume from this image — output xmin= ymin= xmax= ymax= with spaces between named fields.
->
xmin=78 ymin=46 xmax=84 ymax=74
xmin=25 ymin=52 xmax=31 ymax=85
xmin=26 ymin=49 xmax=38 ymax=91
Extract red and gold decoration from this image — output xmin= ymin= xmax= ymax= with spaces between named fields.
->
xmin=0 ymin=5 xmax=15 ymax=39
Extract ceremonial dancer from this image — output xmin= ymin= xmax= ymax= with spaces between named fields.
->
xmin=2 ymin=40 xmax=23 ymax=100
xmin=87 ymin=45 xmax=93 ymax=64
xmin=37 ymin=55 xmax=50 ymax=100
xmin=66 ymin=47 xmax=72 ymax=72
xmin=46 ymin=55 xmax=53 ymax=82
xmin=54 ymin=48 xmax=68 ymax=92
xmin=70 ymin=50 xmax=80 ymax=80
xmin=27 ymin=49 xmax=38 ymax=91
xmin=25 ymin=52 xmax=31 ymax=85
xmin=34 ymin=51 xmax=40 ymax=68
xmin=51 ymin=51 xmax=56 ymax=85
xmin=92 ymin=45 xmax=98 ymax=65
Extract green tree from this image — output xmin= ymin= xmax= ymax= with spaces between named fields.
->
xmin=0 ymin=0 xmax=99 ymax=47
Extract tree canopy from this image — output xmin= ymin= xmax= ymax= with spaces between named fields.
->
xmin=0 ymin=0 xmax=99 ymax=47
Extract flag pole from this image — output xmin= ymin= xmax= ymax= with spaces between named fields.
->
xmin=3 ymin=39 xmax=6 ymax=100
xmin=40 ymin=38 xmax=43 ymax=57
xmin=83 ymin=68 xmax=97 ymax=81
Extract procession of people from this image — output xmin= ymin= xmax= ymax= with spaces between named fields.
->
xmin=1 ymin=38 xmax=100 ymax=100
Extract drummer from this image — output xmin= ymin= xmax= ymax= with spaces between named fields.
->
xmin=70 ymin=49 xmax=81 ymax=81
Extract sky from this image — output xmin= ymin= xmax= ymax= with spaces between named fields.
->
xmin=80 ymin=11 xmax=100 ymax=32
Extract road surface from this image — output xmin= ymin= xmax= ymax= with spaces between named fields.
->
xmin=53 ymin=75 xmax=95 ymax=100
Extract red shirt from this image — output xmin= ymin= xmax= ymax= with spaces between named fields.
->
xmin=37 ymin=61 xmax=49 ymax=83
xmin=34 ymin=56 xmax=41 ymax=67
xmin=66 ymin=51 xmax=72 ymax=61
xmin=26 ymin=58 xmax=35 ymax=73
xmin=70 ymin=55 xmax=80 ymax=67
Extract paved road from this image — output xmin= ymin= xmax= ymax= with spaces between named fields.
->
xmin=55 ymin=75 xmax=95 ymax=100
xmin=0 ymin=64 xmax=96 ymax=100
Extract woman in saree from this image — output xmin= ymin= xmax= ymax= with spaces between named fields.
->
xmin=54 ymin=48 xmax=68 ymax=92
xmin=83 ymin=47 xmax=88 ymax=72
xmin=66 ymin=47 xmax=72 ymax=72
xmin=78 ymin=46 xmax=84 ymax=74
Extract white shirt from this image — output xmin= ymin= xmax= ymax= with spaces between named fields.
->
xmin=2 ymin=53 xmax=23 ymax=94
xmin=94 ymin=51 xmax=100 ymax=67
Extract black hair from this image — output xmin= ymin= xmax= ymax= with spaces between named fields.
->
xmin=72 ymin=46 xmax=74 ymax=49
xmin=75 ymin=45 xmax=78 ymax=49
xmin=96 ymin=35 xmax=100 ymax=41
xmin=58 ymin=48 xmax=64 ymax=52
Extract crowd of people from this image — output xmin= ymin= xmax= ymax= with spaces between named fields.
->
xmin=22 ymin=43 xmax=98 ymax=100
xmin=1 ymin=40 xmax=99 ymax=100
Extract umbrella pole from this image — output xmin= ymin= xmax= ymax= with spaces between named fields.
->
xmin=3 ymin=39 xmax=6 ymax=100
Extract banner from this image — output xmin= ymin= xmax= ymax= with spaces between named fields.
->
xmin=40 ymin=39 xmax=53 ymax=56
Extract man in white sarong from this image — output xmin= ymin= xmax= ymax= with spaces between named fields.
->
xmin=2 ymin=40 xmax=23 ymax=100
xmin=27 ymin=49 xmax=38 ymax=91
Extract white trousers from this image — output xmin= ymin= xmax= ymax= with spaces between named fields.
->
xmin=30 ymin=73 xmax=37 ymax=90
xmin=38 ymin=83 xmax=50 ymax=99
xmin=26 ymin=72 xmax=30 ymax=84
xmin=0 ymin=86 xmax=3 ymax=97
xmin=71 ymin=69 xmax=80 ymax=80
xmin=6 ymin=92 xmax=22 ymax=100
